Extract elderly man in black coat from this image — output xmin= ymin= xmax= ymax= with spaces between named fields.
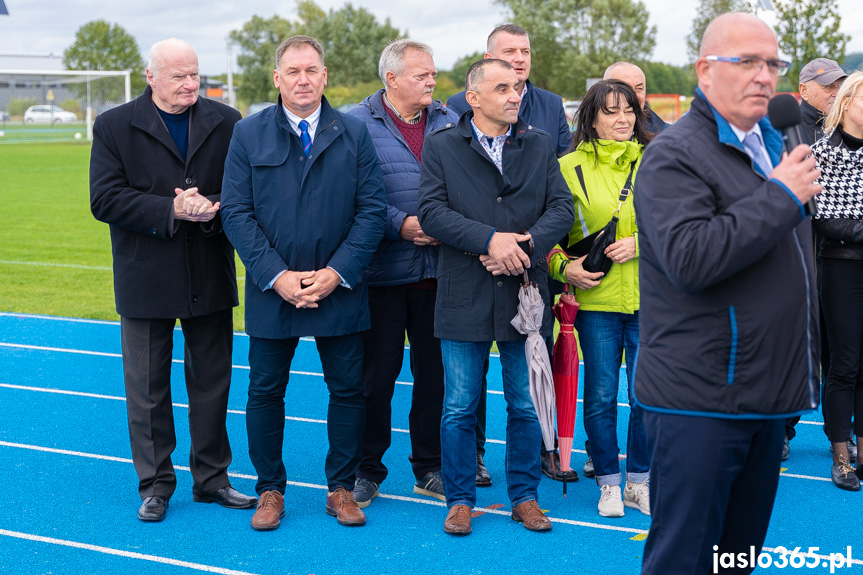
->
xmin=418 ymin=58 xmax=574 ymax=536
xmin=90 ymin=38 xmax=256 ymax=522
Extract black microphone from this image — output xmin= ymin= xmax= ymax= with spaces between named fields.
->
xmin=767 ymin=94 xmax=817 ymax=216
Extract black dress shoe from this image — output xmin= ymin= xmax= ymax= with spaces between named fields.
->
xmin=476 ymin=453 xmax=492 ymax=487
xmin=193 ymin=486 xmax=258 ymax=509
xmin=541 ymin=450 xmax=579 ymax=482
xmin=138 ymin=495 xmax=168 ymax=522
xmin=831 ymin=456 xmax=861 ymax=492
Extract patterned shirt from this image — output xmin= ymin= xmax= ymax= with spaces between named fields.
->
xmin=470 ymin=119 xmax=511 ymax=174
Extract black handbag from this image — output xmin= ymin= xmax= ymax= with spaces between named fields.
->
xmin=560 ymin=161 xmax=637 ymax=275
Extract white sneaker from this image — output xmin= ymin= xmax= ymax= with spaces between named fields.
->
xmin=598 ymin=484 xmax=624 ymax=517
xmin=623 ymin=480 xmax=650 ymax=515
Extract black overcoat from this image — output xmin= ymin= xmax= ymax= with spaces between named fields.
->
xmin=417 ymin=112 xmax=574 ymax=342
xmin=90 ymin=87 xmax=241 ymax=319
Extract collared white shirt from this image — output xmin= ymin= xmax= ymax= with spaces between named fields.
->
xmin=282 ymin=102 xmax=322 ymax=142
xmin=471 ymin=118 xmax=512 ymax=174
xmin=730 ymin=122 xmax=773 ymax=170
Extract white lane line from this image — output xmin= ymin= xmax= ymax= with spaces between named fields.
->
xmin=0 ymin=529 xmax=259 ymax=575
xmin=0 ymin=260 xmax=112 ymax=271
xmin=0 ymin=313 xmax=119 ymax=326
xmin=0 ymin=440 xmax=641 ymax=536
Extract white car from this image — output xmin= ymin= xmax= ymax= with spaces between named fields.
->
xmin=23 ymin=105 xmax=78 ymax=124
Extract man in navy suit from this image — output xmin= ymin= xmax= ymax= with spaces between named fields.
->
xmin=220 ymin=35 xmax=387 ymax=531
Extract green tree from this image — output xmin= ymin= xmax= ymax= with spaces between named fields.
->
xmin=773 ymin=0 xmax=850 ymax=83
xmin=844 ymin=52 xmax=863 ymax=72
xmin=229 ymin=1 xmax=405 ymax=103
xmin=62 ymin=20 xmax=146 ymax=99
xmin=496 ymin=0 xmax=656 ymax=98
xmin=448 ymin=51 xmax=484 ymax=87
xmin=229 ymin=14 xmax=296 ymax=103
xmin=685 ymin=0 xmax=752 ymax=64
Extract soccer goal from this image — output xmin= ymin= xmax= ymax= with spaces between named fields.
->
xmin=0 ymin=69 xmax=131 ymax=144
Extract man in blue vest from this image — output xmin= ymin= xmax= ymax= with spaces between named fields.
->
xmin=347 ymin=39 xmax=460 ymax=508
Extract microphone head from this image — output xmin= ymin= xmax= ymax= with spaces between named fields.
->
xmin=768 ymin=94 xmax=802 ymax=130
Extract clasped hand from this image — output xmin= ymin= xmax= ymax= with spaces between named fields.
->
xmin=479 ymin=232 xmax=532 ymax=276
xmin=272 ymin=268 xmax=341 ymax=309
xmin=173 ymin=187 xmax=219 ymax=222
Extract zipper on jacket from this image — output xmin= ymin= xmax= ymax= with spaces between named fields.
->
xmin=791 ymin=229 xmax=819 ymax=408
xmin=727 ymin=306 xmax=738 ymax=385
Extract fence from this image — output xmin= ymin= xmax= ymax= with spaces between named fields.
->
xmin=0 ymin=69 xmax=131 ymax=144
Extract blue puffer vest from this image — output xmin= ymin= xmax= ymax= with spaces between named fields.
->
xmin=348 ymin=89 xmax=460 ymax=286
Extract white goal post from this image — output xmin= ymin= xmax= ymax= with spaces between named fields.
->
xmin=0 ymin=69 xmax=131 ymax=143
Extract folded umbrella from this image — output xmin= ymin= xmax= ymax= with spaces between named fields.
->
xmin=552 ymin=286 xmax=580 ymax=492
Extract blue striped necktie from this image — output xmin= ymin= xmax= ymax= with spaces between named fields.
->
xmin=742 ymin=132 xmax=773 ymax=177
xmin=299 ymin=119 xmax=312 ymax=156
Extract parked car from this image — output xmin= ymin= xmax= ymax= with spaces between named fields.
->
xmin=336 ymin=102 xmax=360 ymax=113
xmin=247 ymin=102 xmax=275 ymax=116
xmin=0 ymin=111 xmax=9 ymax=123
xmin=23 ymin=105 xmax=79 ymax=124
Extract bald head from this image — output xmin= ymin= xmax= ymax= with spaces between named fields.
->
xmin=148 ymin=38 xmax=197 ymax=79
xmin=696 ymin=12 xmax=779 ymax=130
xmin=604 ymin=62 xmax=646 ymax=110
xmin=699 ymin=12 xmax=775 ymax=58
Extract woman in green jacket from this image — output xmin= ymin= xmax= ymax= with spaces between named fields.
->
xmin=548 ymin=79 xmax=653 ymax=518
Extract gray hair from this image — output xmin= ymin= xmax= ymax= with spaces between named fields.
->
xmin=147 ymin=38 xmax=196 ymax=77
xmin=466 ymin=59 xmax=513 ymax=92
xmin=276 ymin=35 xmax=325 ymax=69
xmin=487 ymin=24 xmax=528 ymax=53
xmin=378 ymin=39 xmax=434 ymax=86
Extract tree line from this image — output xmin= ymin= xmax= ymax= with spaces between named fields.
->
xmin=61 ymin=0 xmax=858 ymax=107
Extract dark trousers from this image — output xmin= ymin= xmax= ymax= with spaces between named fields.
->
xmin=641 ymin=411 xmax=784 ymax=575
xmin=359 ymin=286 xmax=443 ymax=483
xmin=821 ymin=258 xmax=863 ymax=442
xmin=247 ymin=333 xmax=365 ymax=494
xmin=120 ymin=310 xmax=233 ymax=499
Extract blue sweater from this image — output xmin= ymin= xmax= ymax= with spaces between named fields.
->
xmin=446 ymin=79 xmax=572 ymax=155
xmin=348 ymin=89 xmax=460 ymax=286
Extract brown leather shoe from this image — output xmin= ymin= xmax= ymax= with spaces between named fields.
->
xmin=512 ymin=500 xmax=552 ymax=531
xmin=443 ymin=504 xmax=472 ymax=535
xmin=250 ymin=490 xmax=284 ymax=531
xmin=326 ymin=486 xmax=366 ymax=526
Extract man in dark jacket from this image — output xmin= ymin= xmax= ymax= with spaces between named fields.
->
xmin=447 ymin=23 xmax=574 ymax=485
xmin=799 ymin=58 xmax=847 ymax=146
xmin=634 ymin=13 xmax=821 ymax=574
xmin=418 ymin=59 xmax=574 ymax=535
xmin=347 ymin=40 xmax=459 ymax=508
xmin=604 ymin=61 xmax=669 ymax=134
xmin=90 ymin=39 xmax=257 ymax=522
xmin=789 ymin=57 xmax=852 ymax=461
xmin=220 ymin=35 xmax=386 ymax=531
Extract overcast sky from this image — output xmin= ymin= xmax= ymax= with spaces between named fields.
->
xmin=1 ymin=0 xmax=862 ymax=76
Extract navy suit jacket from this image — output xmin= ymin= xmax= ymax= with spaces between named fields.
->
xmin=220 ymin=96 xmax=387 ymax=339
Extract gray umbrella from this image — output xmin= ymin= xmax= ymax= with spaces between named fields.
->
xmin=510 ymin=279 xmax=557 ymax=453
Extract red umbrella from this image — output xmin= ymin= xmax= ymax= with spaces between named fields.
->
xmin=552 ymin=285 xmax=580 ymax=496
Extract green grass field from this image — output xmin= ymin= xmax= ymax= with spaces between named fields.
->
xmin=0 ymin=142 xmax=247 ymax=330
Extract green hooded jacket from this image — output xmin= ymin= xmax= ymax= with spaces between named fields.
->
xmin=548 ymin=138 xmax=643 ymax=313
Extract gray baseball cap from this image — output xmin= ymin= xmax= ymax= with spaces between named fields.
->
xmin=799 ymin=58 xmax=847 ymax=85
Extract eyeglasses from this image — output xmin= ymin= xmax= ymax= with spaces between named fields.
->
xmin=705 ymin=55 xmax=791 ymax=77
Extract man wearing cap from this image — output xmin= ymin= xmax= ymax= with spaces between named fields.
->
xmin=787 ymin=57 xmax=855 ymax=463
xmin=799 ymin=58 xmax=847 ymax=145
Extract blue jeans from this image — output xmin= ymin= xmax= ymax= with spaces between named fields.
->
xmin=575 ymin=310 xmax=649 ymax=486
xmin=440 ymin=339 xmax=542 ymax=508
